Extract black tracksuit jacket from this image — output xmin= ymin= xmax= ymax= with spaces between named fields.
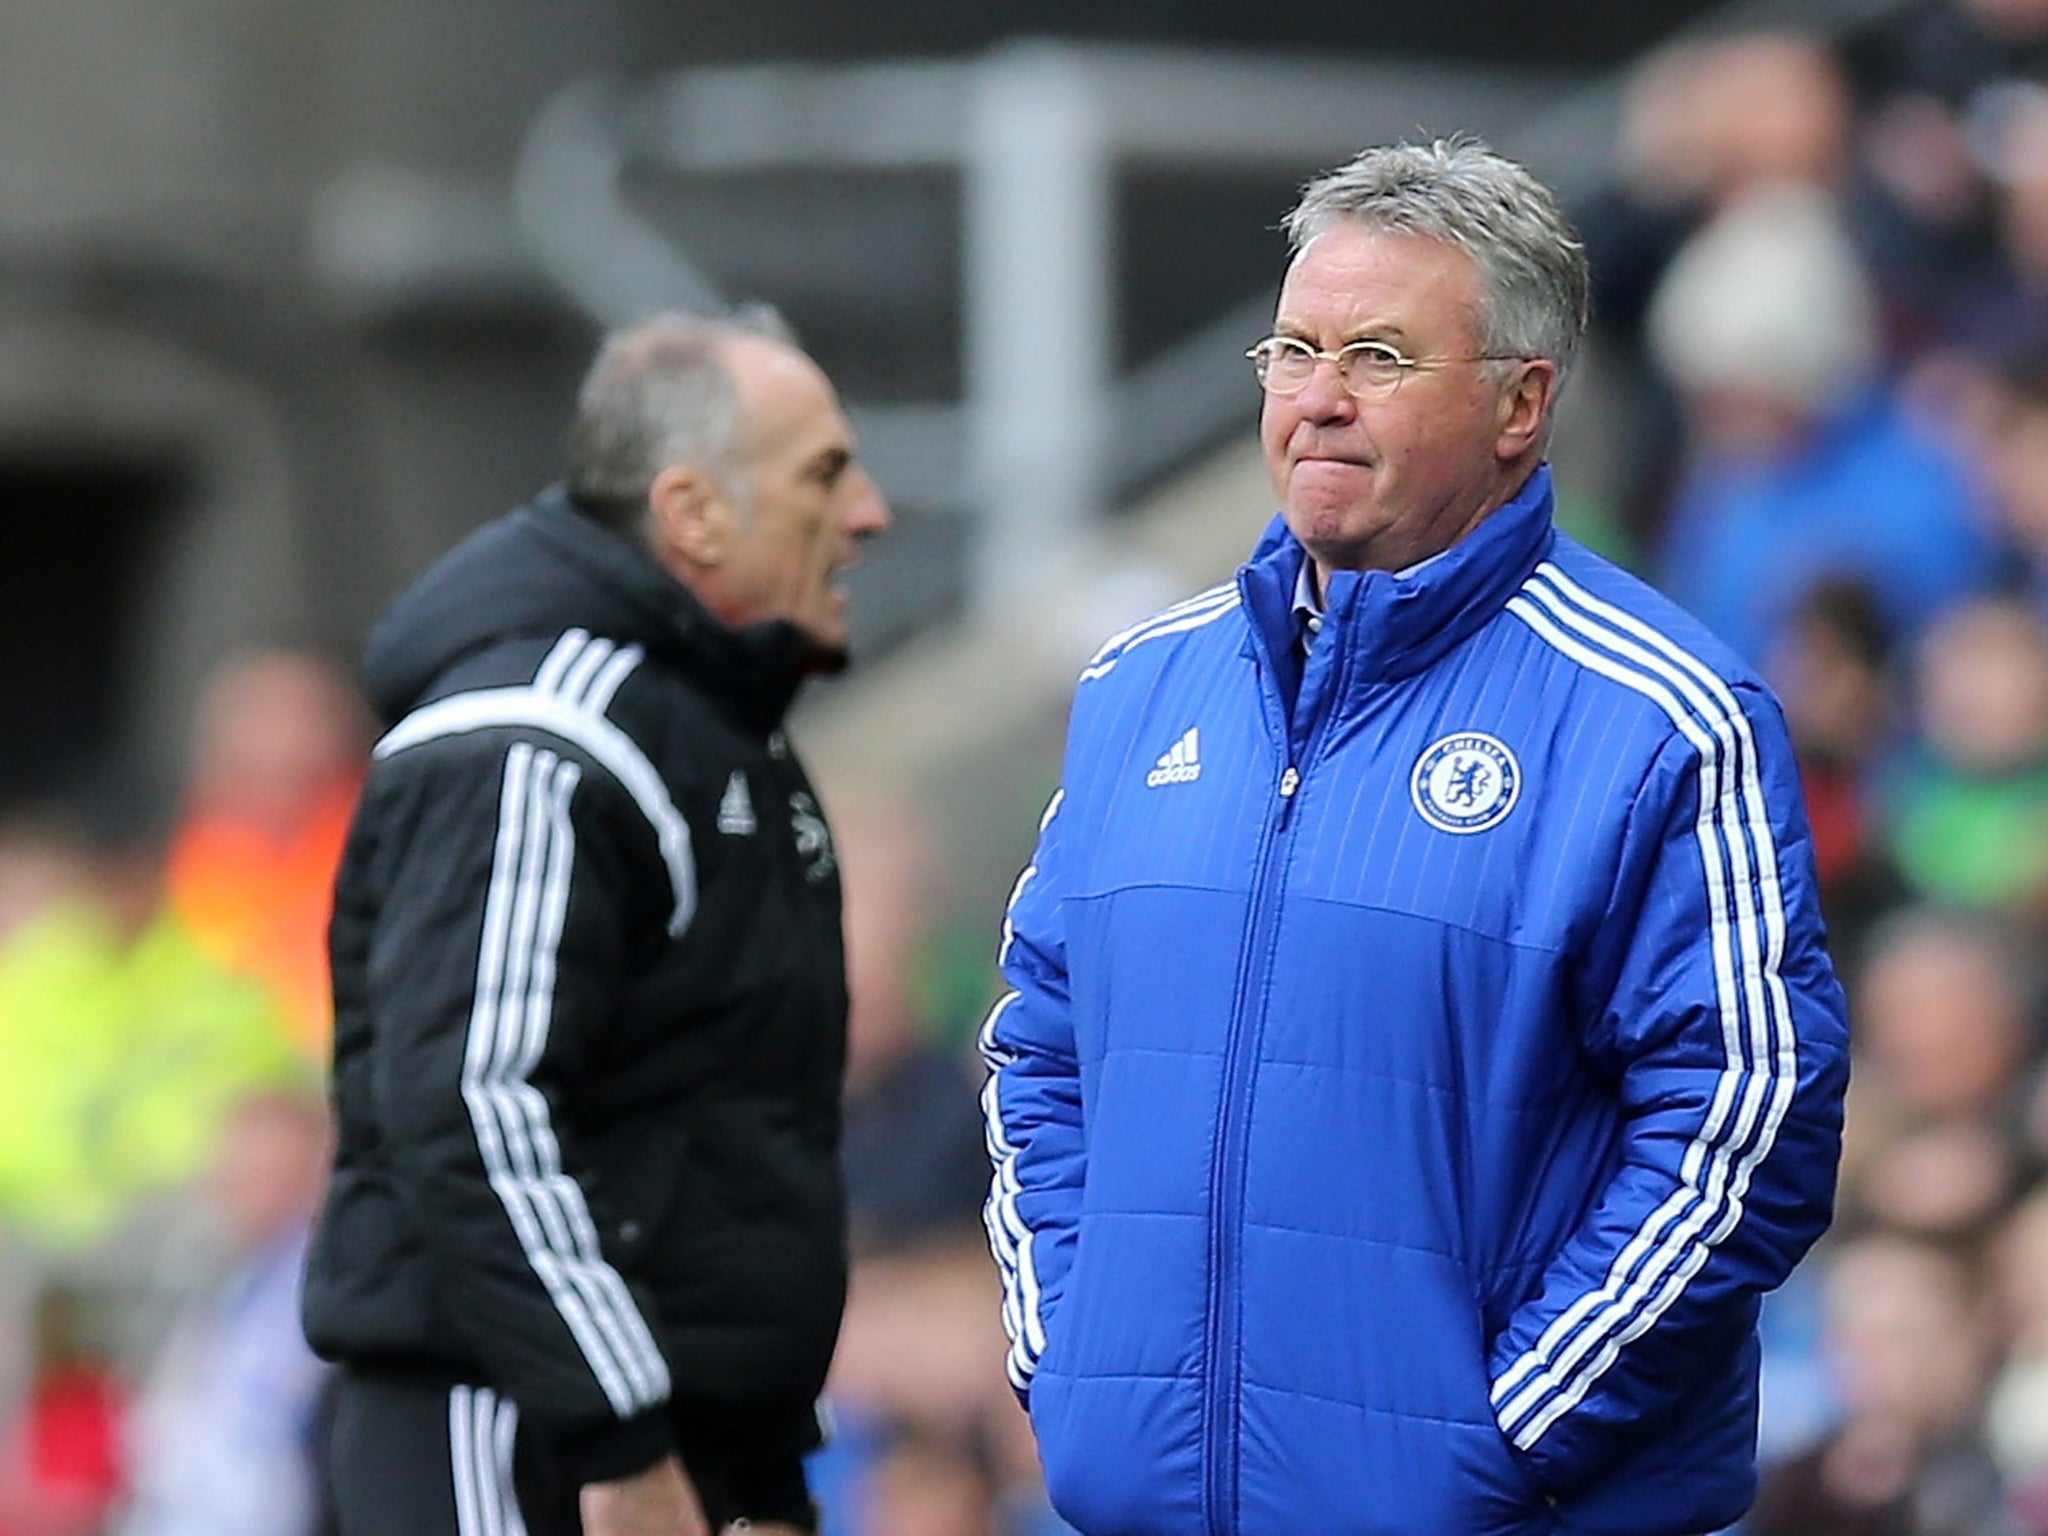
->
xmin=302 ymin=487 xmax=850 ymax=1483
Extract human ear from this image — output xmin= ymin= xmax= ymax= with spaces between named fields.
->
xmin=1494 ymin=360 xmax=1558 ymax=461
xmin=648 ymin=464 xmax=736 ymax=567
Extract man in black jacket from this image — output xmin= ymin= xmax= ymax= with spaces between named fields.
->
xmin=303 ymin=309 xmax=891 ymax=1536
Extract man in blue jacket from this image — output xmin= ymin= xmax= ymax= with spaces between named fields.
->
xmin=980 ymin=139 xmax=1850 ymax=1536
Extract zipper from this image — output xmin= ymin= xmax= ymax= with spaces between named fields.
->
xmin=1203 ymin=754 xmax=1307 ymax=1535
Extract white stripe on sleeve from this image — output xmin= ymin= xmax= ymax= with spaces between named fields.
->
xmin=1490 ymin=565 xmax=1795 ymax=1449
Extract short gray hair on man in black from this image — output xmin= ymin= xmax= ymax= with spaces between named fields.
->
xmin=566 ymin=303 xmax=796 ymax=535
xmin=1284 ymin=139 xmax=1589 ymax=396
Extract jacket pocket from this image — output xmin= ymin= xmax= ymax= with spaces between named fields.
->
xmin=1445 ymin=1418 xmax=1556 ymax=1534
xmin=586 ymin=1121 xmax=692 ymax=1267
xmin=1436 ymin=1298 xmax=1552 ymax=1530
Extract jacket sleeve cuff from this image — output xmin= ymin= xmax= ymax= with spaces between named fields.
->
xmin=556 ymin=1406 xmax=677 ymax=1486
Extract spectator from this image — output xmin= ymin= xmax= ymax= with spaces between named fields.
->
xmin=1842 ymin=907 xmax=2037 ymax=1243
xmin=1841 ymin=0 xmax=2048 ymax=239
xmin=0 ymin=783 xmax=302 ymax=1254
xmin=1918 ymin=77 xmax=2048 ymax=366
xmin=820 ymin=1231 xmax=1061 ymax=1536
xmin=1764 ymin=576 xmax=1912 ymax=956
xmin=1836 ymin=0 xmax=2048 ymax=358
xmin=114 ymin=1088 xmax=332 ymax=1536
xmin=1648 ymin=180 xmax=1998 ymax=664
xmin=1576 ymin=30 xmax=1860 ymax=548
xmin=836 ymin=792 xmax=991 ymax=1256
xmin=161 ymin=647 xmax=369 ymax=1061
xmin=1880 ymin=597 xmax=2048 ymax=915
xmin=1749 ymin=1230 xmax=2007 ymax=1536
xmin=1966 ymin=334 xmax=2048 ymax=609
xmin=859 ymin=1425 xmax=1000 ymax=1536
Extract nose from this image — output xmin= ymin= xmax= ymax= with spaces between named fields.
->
xmin=1290 ymin=355 xmax=1358 ymax=421
xmin=843 ymin=467 xmax=892 ymax=538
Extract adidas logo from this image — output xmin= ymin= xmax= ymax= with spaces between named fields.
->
xmin=1145 ymin=727 xmax=1202 ymax=787
xmin=716 ymin=771 xmax=757 ymax=835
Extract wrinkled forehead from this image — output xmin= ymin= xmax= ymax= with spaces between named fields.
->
xmin=1283 ymin=221 xmax=1480 ymax=285
xmin=1275 ymin=224 xmax=1486 ymax=337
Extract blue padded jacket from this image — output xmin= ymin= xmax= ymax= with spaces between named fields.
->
xmin=981 ymin=467 xmax=1849 ymax=1536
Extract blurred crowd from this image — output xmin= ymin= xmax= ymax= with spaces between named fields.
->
xmin=4 ymin=2 xmax=2048 ymax=1532
xmin=0 ymin=649 xmax=360 ymax=1536
xmin=1574 ymin=1 xmax=2048 ymax=1530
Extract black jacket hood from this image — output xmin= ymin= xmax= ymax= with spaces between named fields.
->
xmin=362 ymin=485 xmax=826 ymax=735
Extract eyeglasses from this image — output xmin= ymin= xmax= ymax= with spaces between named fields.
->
xmin=1246 ymin=335 xmax=1527 ymax=400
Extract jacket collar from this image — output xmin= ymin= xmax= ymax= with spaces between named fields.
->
xmin=1238 ymin=464 xmax=1557 ymax=692
xmin=518 ymin=487 xmax=823 ymax=736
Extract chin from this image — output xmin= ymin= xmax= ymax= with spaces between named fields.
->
xmin=1286 ymin=506 xmax=1386 ymax=553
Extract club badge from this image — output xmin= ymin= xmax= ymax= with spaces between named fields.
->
xmin=1411 ymin=732 xmax=1521 ymax=835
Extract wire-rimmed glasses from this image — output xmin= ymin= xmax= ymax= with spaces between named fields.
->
xmin=1246 ymin=335 xmax=1527 ymax=400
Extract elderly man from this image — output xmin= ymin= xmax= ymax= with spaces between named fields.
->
xmin=981 ymin=139 xmax=1848 ymax=1536
xmin=304 ymin=310 xmax=890 ymax=1536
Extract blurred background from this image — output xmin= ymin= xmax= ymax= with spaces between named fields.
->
xmin=3 ymin=0 xmax=2048 ymax=1531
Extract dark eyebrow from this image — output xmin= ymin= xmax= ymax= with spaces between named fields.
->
xmin=808 ymin=444 xmax=854 ymax=483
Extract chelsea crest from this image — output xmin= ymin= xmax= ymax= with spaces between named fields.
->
xmin=1411 ymin=732 xmax=1521 ymax=835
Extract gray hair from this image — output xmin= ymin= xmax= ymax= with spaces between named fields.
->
xmin=1284 ymin=139 xmax=1589 ymax=392
xmin=566 ymin=303 xmax=796 ymax=533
